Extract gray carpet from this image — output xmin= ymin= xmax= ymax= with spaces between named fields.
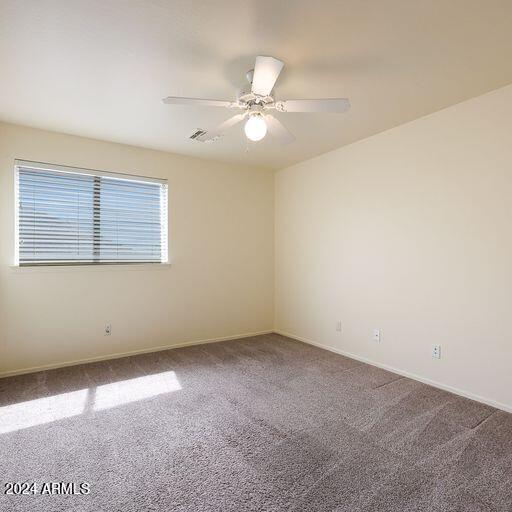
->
xmin=0 ymin=334 xmax=510 ymax=511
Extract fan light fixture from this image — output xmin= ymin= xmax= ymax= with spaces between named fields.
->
xmin=244 ymin=114 xmax=267 ymax=141
xmin=163 ymin=55 xmax=351 ymax=145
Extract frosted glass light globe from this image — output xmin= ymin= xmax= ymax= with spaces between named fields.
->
xmin=244 ymin=115 xmax=267 ymax=141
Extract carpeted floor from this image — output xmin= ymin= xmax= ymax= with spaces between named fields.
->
xmin=0 ymin=334 xmax=511 ymax=511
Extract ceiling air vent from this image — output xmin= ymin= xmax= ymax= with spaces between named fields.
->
xmin=189 ymin=129 xmax=207 ymax=140
xmin=189 ymin=129 xmax=221 ymax=143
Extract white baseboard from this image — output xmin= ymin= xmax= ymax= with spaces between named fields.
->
xmin=0 ymin=330 xmax=273 ymax=379
xmin=274 ymin=329 xmax=512 ymax=414
xmin=4 ymin=327 xmax=511 ymax=414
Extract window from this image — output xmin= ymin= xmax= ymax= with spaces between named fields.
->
xmin=15 ymin=160 xmax=168 ymax=266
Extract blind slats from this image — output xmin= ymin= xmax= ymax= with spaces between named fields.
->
xmin=17 ymin=164 xmax=168 ymax=265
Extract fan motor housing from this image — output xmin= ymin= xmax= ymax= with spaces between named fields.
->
xmin=237 ymin=90 xmax=274 ymax=109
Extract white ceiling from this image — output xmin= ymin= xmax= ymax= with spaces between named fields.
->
xmin=1 ymin=0 xmax=512 ymax=170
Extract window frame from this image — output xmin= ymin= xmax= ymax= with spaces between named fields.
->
xmin=14 ymin=160 xmax=169 ymax=267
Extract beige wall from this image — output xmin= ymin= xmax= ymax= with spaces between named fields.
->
xmin=0 ymin=122 xmax=274 ymax=375
xmin=275 ymin=84 xmax=512 ymax=411
xmin=2 ymin=84 xmax=512 ymax=412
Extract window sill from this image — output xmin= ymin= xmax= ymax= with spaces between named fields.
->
xmin=8 ymin=262 xmax=172 ymax=273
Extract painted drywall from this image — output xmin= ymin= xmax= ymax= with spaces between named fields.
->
xmin=0 ymin=122 xmax=274 ymax=375
xmin=4 ymin=2 xmax=512 ymax=170
xmin=275 ymin=84 xmax=512 ymax=410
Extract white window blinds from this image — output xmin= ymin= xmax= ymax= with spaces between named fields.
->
xmin=15 ymin=161 xmax=168 ymax=266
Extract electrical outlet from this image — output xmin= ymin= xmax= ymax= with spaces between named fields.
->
xmin=105 ymin=323 xmax=112 ymax=336
xmin=372 ymin=329 xmax=381 ymax=342
xmin=432 ymin=344 xmax=441 ymax=359
xmin=336 ymin=320 xmax=342 ymax=332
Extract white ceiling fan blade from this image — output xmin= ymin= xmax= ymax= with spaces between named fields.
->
xmin=251 ymin=56 xmax=284 ymax=97
xmin=276 ymin=98 xmax=350 ymax=113
xmin=162 ymin=96 xmax=238 ymax=108
xmin=194 ymin=113 xmax=247 ymax=142
xmin=265 ymin=115 xmax=295 ymax=145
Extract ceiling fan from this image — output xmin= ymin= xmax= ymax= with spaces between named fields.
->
xmin=162 ymin=55 xmax=350 ymax=144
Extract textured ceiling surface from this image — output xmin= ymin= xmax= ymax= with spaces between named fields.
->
xmin=1 ymin=0 xmax=512 ymax=169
